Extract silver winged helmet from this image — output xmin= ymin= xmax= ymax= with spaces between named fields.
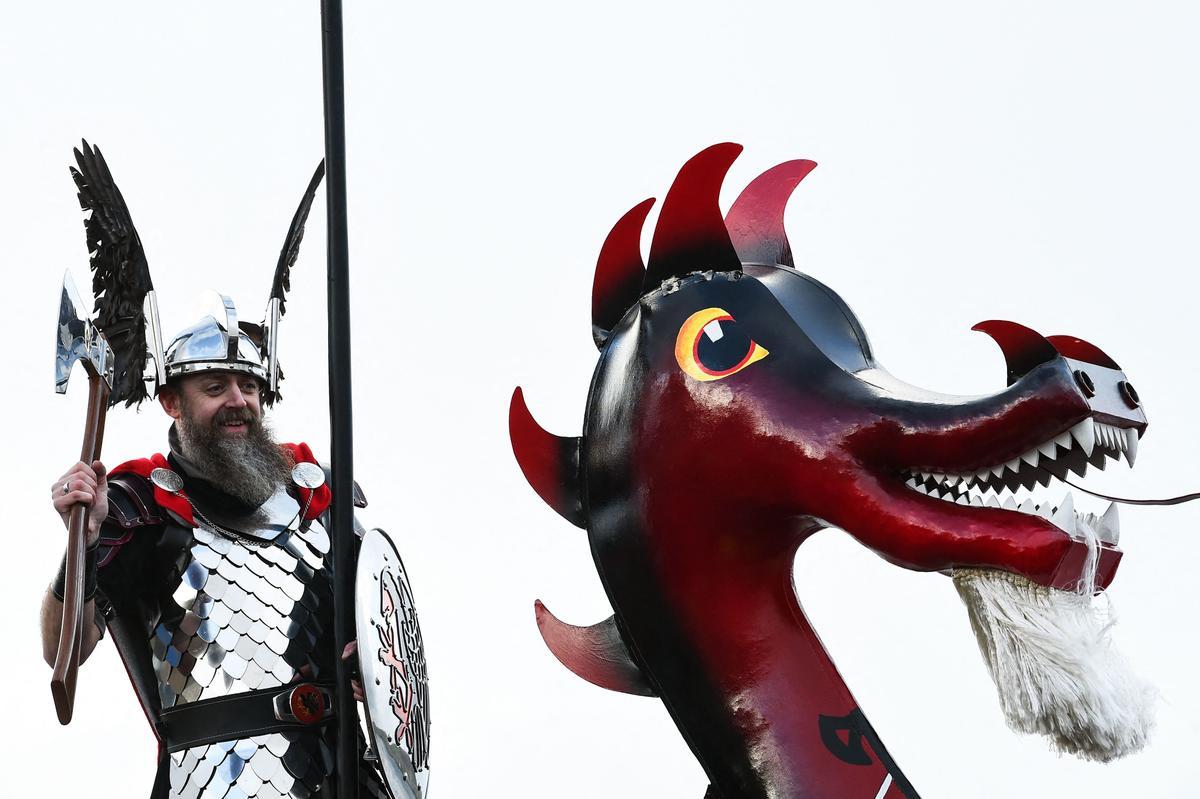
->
xmin=71 ymin=140 xmax=325 ymax=404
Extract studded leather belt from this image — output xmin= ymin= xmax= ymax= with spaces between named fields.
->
xmin=158 ymin=682 xmax=336 ymax=753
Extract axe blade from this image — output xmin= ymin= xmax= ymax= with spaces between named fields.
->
xmin=56 ymin=271 xmax=114 ymax=394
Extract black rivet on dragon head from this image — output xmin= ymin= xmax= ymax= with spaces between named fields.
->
xmin=1119 ymin=380 xmax=1140 ymax=408
xmin=1074 ymin=369 xmax=1096 ymax=397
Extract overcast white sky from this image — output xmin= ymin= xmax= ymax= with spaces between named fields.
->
xmin=2 ymin=2 xmax=1198 ymax=797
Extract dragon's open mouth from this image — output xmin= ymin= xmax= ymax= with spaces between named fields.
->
xmin=899 ymin=417 xmax=1138 ymax=544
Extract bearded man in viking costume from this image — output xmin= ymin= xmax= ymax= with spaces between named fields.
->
xmin=38 ymin=142 xmax=424 ymax=799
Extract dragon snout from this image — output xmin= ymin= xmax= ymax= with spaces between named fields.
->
xmin=973 ymin=320 xmax=1147 ymax=443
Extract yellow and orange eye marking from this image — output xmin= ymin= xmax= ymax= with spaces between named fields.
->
xmin=674 ymin=307 xmax=769 ymax=382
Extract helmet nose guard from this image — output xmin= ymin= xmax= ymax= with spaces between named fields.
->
xmin=163 ymin=293 xmax=268 ymax=382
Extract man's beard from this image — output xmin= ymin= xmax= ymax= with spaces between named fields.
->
xmin=176 ymin=402 xmax=293 ymax=507
xmin=953 ymin=518 xmax=1155 ymax=762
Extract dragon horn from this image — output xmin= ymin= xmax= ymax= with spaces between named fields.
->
xmin=592 ymin=197 xmax=654 ymax=349
xmin=509 ymin=388 xmax=585 ymax=528
xmin=1045 ymin=335 xmax=1121 ymax=369
xmin=644 ymin=143 xmax=744 ymax=290
xmin=724 ymin=159 xmax=818 ymax=268
xmin=972 ymin=320 xmax=1060 ymax=385
xmin=534 ymin=601 xmax=657 ymax=697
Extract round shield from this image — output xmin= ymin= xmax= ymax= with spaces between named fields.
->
xmin=356 ymin=528 xmax=430 ymax=799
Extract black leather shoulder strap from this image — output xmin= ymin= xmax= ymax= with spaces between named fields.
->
xmin=106 ymin=473 xmax=166 ymax=529
xmin=97 ymin=473 xmax=167 ymax=569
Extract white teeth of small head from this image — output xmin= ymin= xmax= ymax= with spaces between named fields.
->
xmin=1124 ymin=428 xmax=1138 ymax=466
xmin=1099 ymin=501 xmax=1120 ymax=545
xmin=902 ymin=416 xmax=1137 ymax=541
xmin=1050 ymin=493 xmax=1077 ymax=537
xmin=1069 ymin=419 xmax=1096 ymax=457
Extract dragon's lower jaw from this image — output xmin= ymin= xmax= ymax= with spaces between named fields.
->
xmin=897 ymin=417 xmax=1136 ymax=576
xmin=953 ymin=565 xmax=1155 ymax=762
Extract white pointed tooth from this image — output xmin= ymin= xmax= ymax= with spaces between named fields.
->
xmin=1054 ymin=431 xmax=1072 ymax=450
xmin=1099 ymin=502 xmax=1121 ymax=545
xmin=970 ymin=495 xmax=984 ymax=507
xmin=977 ymin=468 xmax=993 ymax=482
xmin=1038 ymin=439 xmax=1059 ymax=459
xmin=944 ymin=474 xmax=961 ymax=486
xmin=1124 ymin=428 xmax=1138 ymax=466
xmin=920 ymin=471 xmax=933 ymax=483
xmin=991 ymin=463 xmax=1006 ymax=478
xmin=1019 ymin=497 xmax=1037 ymax=514
xmin=956 ymin=495 xmax=970 ymax=506
xmin=906 ymin=477 xmax=918 ymax=489
xmin=1050 ymin=493 xmax=1077 ymax=537
xmin=1002 ymin=496 xmax=1018 ymax=510
xmin=1036 ymin=503 xmax=1054 ymax=520
xmin=1020 ymin=449 xmax=1040 ymax=468
xmin=1110 ymin=425 xmax=1126 ymax=452
xmin=1070 ymin=419 xmax=1095 ymax=457
xmin=1004 ymin=457 xmax=1021 ymax=474
xmin=986 ymin=495 xmax=1001 ymax=508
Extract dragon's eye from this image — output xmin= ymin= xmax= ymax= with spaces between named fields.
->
xmin=675 ymin=307 xmax=769 ymax=382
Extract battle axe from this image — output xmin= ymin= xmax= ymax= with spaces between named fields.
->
xmin=50 ymin=140 xmax=164 ymax=724
xmin=51 ymin=271 xmax=115 ymax=724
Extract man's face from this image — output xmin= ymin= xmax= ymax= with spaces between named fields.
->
xmin=159 ymin=371 xmax=289 ymax=506
xmin=161 ymin=372 xmax=264 ymax=434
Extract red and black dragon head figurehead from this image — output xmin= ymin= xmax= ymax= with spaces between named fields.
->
xmin=510 ymin=144 xmax=1153 ymax=799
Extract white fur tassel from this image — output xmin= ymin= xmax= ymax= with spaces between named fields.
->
xmin=952 ymin=517 xmax=1155 ymax=762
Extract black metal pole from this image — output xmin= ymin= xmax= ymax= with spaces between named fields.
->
xmin=319 ymin=1 xmax=357 ymax=796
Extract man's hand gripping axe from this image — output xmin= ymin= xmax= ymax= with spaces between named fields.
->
xmin=51 ymin=271 xmax=114 ymax=724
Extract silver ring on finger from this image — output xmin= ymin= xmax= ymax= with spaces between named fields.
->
xmin=62 ymin=481 xmax=70 ymax=496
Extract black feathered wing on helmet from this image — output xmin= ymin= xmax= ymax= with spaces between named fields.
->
xmin=70 ymin=140 xmax=160 ymax=407
xmin=68 ymin=141 xmax=325 ymax=408
xmin=261 ymin=161 xmax=326 ymax=405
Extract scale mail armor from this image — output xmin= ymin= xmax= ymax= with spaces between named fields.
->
xmin=160 ymin=508 xmax=333 ymax=798
xmin=96 ymin=447 xmax=386 ymax=799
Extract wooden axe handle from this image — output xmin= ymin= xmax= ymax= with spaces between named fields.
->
xmin=51 ymin=372 xmax=109 ymax=725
